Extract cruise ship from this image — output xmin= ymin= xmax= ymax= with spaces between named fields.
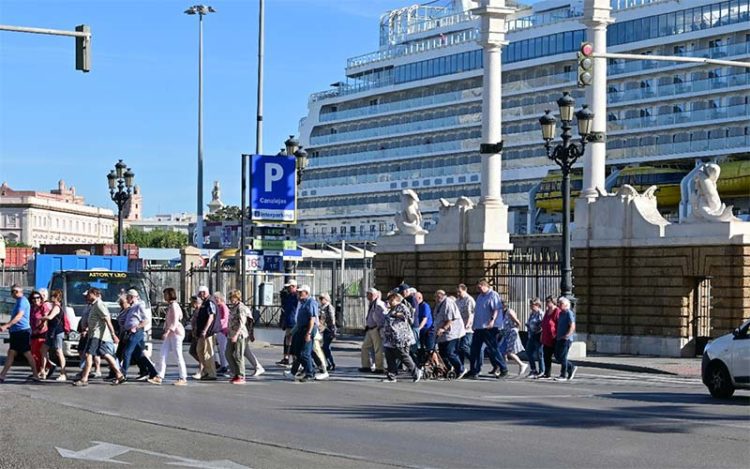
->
xmin=296 ymin=0 xmax=750 ymax=244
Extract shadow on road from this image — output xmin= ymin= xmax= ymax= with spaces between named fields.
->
xmin=291 ymin=395 xmax=748 ymax=434
xmin=602 ymin=392 xmax=750 ymax=406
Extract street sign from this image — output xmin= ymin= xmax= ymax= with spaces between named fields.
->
xmin=263 ymin=255 xmax=284 ymax=272
xmin=257 ymin=226 xmax=287 ymax=238
xmin=250 ymin=154 xmax=297 ymax=223
xmin=244 ymin=252 xmax=263 ymax=271
xmin=251 ymin=239 xmax=297 ymax=251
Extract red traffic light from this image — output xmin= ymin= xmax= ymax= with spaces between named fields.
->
xmin=580 ymin=42 xmax=594 ymax=57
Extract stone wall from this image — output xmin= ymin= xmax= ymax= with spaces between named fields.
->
xmin=574 ymin=244 xmax=750 ymax=356
xmin=375 ymin=250 xmax=510 ymax=300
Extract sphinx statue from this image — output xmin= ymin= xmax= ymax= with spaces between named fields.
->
xmin=686 ymin=163 xmax=738 ymax=223
xmin=394 ymin=189 xmax=428 ymax=235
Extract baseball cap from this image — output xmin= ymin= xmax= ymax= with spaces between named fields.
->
xmin=366 ymin=288 xmax=379 ymax=295
xmin=284 ymin=279 xmax=298 ymax=288
xmin=298 ymin=284 xmax=311 ymax=294
xmin=126 ymin=289 xmax=139 ymax=297
xmin=197 ymin=285 xmax=209 ymax=294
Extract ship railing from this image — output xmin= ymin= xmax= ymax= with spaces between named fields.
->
xmin=310 ymin=113 xmax=481 ymax=146
xmin=320 ymin=88 xmax=481 ymax=123
xmin=347 ymin=28 xmax=479 ymax=69
xmin=607 ymin=104 xmax=750 ymax=132
xmin=608 ymin=135 xmax=750 ymax=161
xmin=309 ymin=139 xmax=481 ymax=169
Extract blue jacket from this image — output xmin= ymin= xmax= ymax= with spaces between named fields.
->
xmin=280 ymin=290 xmax=299 ymax=330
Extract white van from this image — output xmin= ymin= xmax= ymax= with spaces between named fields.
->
xmin=701 ymin=318 xmax=750 ymax=398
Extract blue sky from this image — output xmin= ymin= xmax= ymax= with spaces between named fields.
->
xmin=0 ymin=0 xmax=418 ymax=216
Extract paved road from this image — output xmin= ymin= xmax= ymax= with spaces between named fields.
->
xmin=0 ymin=342 xmax=747 ymax=469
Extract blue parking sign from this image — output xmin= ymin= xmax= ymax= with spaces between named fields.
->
xmin=250 ymin=154 xmax=297 ymax=223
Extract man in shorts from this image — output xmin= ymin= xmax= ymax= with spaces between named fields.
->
xmin=73 ymin=288 xmax=125 ymax=387
xmin=0 ymin=285 xmax=40 ymax=382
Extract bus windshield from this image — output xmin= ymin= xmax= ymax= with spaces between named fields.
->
xmin=64 ymin=271 xmax=150 ymax=309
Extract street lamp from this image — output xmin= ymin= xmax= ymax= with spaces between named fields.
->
xmin=538 ymin=91 xmax=594 ymax=301
xmin=185 ymin=4 xmax=216 ymax=249
xmin=284 ymin=135 xmax=309 ymax=185
xmin=107 ymin=159 xmax=135 ymax=256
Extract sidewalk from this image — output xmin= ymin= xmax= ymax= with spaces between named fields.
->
xmin=0 ymin=331 xmax=704 ymax=378
xmin=332 ymin=334 xmax=703 ymax=378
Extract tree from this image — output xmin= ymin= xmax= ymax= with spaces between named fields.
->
xmin=118 ymin=228 xmax=189 ymax=248
xmin=206 ymin=205 xmax=242 ymax=221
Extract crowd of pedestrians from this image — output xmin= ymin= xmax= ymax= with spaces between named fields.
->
xmin=0 ymin=278 xmax=578 ymax=386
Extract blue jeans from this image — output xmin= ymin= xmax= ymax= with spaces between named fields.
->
xmin=526 ymin=333 xmax=544 ymax=374
xmin=438 ymin=338 xmax=463 ymax=374
xmin=322 ymin=329 xmax=335 ymax=368
xmin=469 ymin=328 xmax=507 ymax=376
xmin=459 ymin=332 xmax=472 ymax=366
xmin=295 ymin=329 xmax=316 ymax=377
xmin=554 ymin=338 xmax=574 ymax=378
xmin=121 ymin=330 xmax=157 ymax=378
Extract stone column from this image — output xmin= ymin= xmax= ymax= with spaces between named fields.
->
xmin=581 ymin=0 xmax=613 ymax=200
xmin=465 ymin=0 xmax=514 ymax=251
xmin=180 ymin=245 xmax=203 ymax=303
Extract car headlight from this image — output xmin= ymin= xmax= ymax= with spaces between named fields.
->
xmin=67 ymin=331 xmax=80 ymax=341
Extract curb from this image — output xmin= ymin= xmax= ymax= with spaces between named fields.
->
xmin=576 ymin=360 xmax=679 ymax=376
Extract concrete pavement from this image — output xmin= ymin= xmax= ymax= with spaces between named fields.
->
xmin=0 ymin=338 xmax=747 ymax=468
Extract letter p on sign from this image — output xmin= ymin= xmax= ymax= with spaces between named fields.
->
xmin=265 ymin=163 xmax=283 ymax=192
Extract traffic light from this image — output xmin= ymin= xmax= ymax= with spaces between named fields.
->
xmin=577 ymin=41 xmax=594 ymax=88
xmin=75 ymin=24 xmax=91 ymax=73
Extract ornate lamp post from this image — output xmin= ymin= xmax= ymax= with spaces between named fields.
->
xmin=107 ymin=159 xmax=135 ymax=256
xmin=538 ymin=92 xmax=594 ymax=301
xmin=283 ymin=135 xmax=309 ymax=185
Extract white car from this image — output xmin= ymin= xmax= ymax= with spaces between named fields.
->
xmin=702 ymin=319 xmax=750 ymax=398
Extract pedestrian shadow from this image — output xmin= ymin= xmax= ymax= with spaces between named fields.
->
xmin=602 ymin=392 xmax=750 ymax=406
xmin=289 ymin=398 xmax=745 ymax=434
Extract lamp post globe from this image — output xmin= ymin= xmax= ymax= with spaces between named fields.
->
xmin=575 ymin=105 xmax=594 ymax=137
xmin=557 ymin=91 xmax=576 ymax=122
xmin=284 ymin=135 xmax=300 ymax=156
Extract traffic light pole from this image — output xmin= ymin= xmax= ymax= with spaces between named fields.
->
xmin=0 ymin=24 xmax=91 ymax=72
xmin=593 ymin=52 xmax=750 ymax=69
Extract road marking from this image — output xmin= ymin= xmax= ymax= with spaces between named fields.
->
xmin=56 ymin=441 xmax=251 ymax=468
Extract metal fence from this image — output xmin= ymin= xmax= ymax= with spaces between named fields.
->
xmin=142 ymin=259 xmax=373 ymax=333
xmin=1 ymin=267 xmax=31 ymax=288
xmin=486 ymin=250 xmax=562 ymax=331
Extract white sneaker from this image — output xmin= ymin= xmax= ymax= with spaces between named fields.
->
xmin=457 ymin=369 xmax=469 ymax=380
xmin=192 ymin=372 xmax=202 ymax=380
xmin=519 ymin=364 xmax=529 ymax=376
xmin=413 ymin=368 xmax=423 ymax=383
xmin=555 ymin=376 xmax=569 ymax=382
xmin=252 ymin=366 xmax=265 ymax=377
xmin=314 ymin=371 xmax=329 ymax=380
xmin=55 ymin=374 xmax=67 ymax=382
xmin=92 ymin=371 xmax=102 ymax=379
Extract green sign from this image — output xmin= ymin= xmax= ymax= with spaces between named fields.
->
xmin=251 ymin=239 xmax=297 ymax=251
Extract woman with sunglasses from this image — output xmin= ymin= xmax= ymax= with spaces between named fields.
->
xmin=29 ymin=291 xmax=50 ymax=377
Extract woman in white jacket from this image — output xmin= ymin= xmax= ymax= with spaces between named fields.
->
xmin=150 ymin=288 xmax=187 ymax=386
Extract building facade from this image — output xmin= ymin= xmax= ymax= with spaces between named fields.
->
xmin=296 ymin=0 xmax=750 ymax=244
xmin=0 ymin=181 xmax=116 ymax=247
xmin=127 ymin=212 xmax=197 ymax=234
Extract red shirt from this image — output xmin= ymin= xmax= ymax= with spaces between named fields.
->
xmin=540 ymin=307 xmax=560 ymax=347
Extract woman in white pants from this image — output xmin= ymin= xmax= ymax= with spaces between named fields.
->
xmin=149 ymin=288 xmax=187 ymax=386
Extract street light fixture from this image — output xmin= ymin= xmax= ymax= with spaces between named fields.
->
xmin=284 ymin=135 xmax=309 ymax=185
xmin=185 ymin=4 xmax=216 ymax=250
xmin=538 ymin=91 xmax=594 ymax=301
xmin=107 ymin=159 xmax=135 ymax=256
